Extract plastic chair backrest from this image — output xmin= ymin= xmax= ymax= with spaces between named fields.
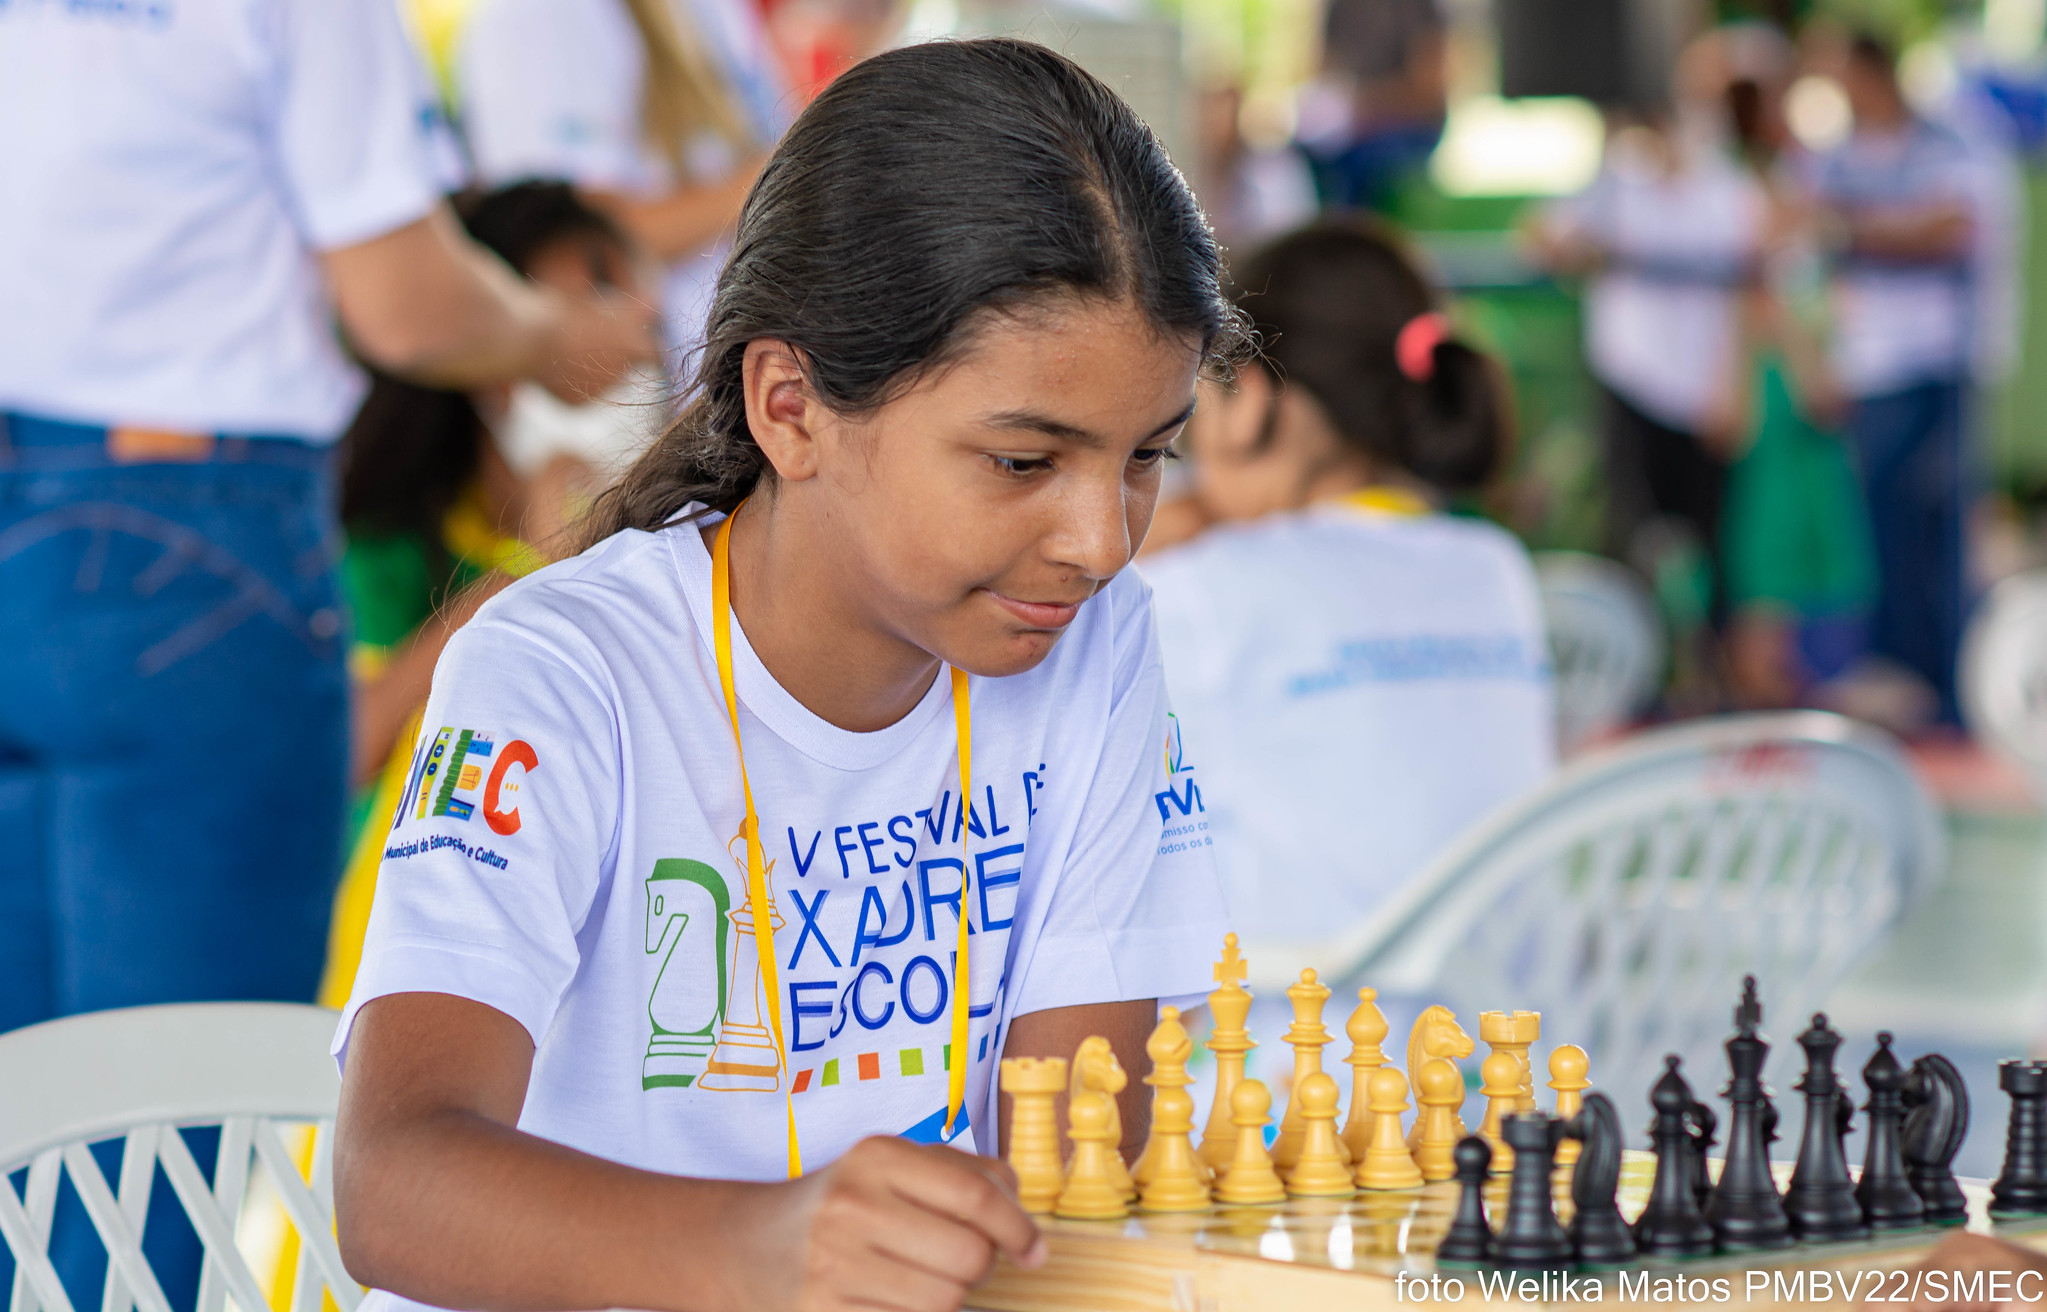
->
xmin=1244 ymin=713 xmax=1942 ymax=1114
xmin=0 ymin=1003 xmax=354 ymax=1312
xmin=1961 ymin=569 xmax=2047 ymax=803
xmin=1535 ymin=551 xmax=1665 ymax=755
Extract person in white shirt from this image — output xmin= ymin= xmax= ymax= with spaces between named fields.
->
xmin=458 ymin=0 xmax=791 ymax=345
xmin=1528 ymin=114 xmax=1769 ymax=624
xmin=0 ymin=0 xmax=654 ymax=1300
xmin=331 ymin=40 xmax=1237 ymax=1312
xmin=0 ymin=0 xmax=655 ymax=1028
xmin=1799 ymin=33 xmax=1989 ymax=725
xmin=1141 ymin=219 xmax=1554 ymax=971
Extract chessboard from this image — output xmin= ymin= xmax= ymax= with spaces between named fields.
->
xmin=971 ymin=1159 xmax=2047 ymax=1312
xmin=974 ymin=935 xmax=2047 ymax=1311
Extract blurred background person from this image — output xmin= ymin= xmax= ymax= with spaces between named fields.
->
xmin=457 ymin=0 xmax=791 ymax=348
xmin=0 ymin=2 xmax=654 ymax=1304
xmin=1800 ymin=31 xmax=1987 ymax=728
xmin=0 ymin=0 xmax=653 ymax=1036
xmin=1294 ymin=0 xmax=1449 ymax=211
xmin=1524 ymin=89 xmax=1771 ymax=707
xmin=1140 ymin=219 xmax=1552 ymax=955
xmin=324 ymin=181 xmax=658 ymax=1010
xmin=1683 ymin=28 xmax=1884 ymax=710
xmin=1198 ymin=80 xmax=1321 ymax=257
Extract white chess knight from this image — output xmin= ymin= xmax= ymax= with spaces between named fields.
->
xmin=642 ymin=857 xmax=731 ymax=1089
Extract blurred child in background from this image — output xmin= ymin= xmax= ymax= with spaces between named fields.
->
xmin=1525 ymin=96 xmax=1770 ymax=707
xmin=457 ymin=0 xmax=788 ymax=346
xmin=1141 ymin=219 xmax=1553 ymax=965
xmin=1699 ymin=34 xmax=1881 ymax=710
xmin=323 ymin=181 xmax=659 ymax=1006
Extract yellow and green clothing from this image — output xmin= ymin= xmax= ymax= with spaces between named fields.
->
xmin=321 ymin=493 xmax=543 ymax=1006
xmin=1723 ymin=356 xmax=1879 ymax=680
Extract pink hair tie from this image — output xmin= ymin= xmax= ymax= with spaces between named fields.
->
xmin=1395 ymin=311 xmax=1451 ymax=382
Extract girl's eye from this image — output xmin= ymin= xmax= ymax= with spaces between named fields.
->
xmin=1130 ymin=445 xmax=1180 ymax=469
xmin=992 ymin=454 xmax=1054 ymax=476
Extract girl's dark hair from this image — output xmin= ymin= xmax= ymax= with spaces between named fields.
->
xmin=587 ymin=38 xmax=1245 ymax=539
xmin=340 ymin=181 xmax=627 ymax=543
xmin=1233 ymin=218 xmax=1508 ymax=493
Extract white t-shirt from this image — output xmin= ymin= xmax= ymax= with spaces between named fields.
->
xmin=1546 ymin=137 xmax=1767 ymax=432
xmin=1140 ymin=505 xmax=1555 ymax=955
xmin=337 ymin=512 xmax=1228 ymax=1264
xmin=0 ymin=0 xmax=453 ymax=441
xmin=456 ymin=0 xmax=789 ymax=345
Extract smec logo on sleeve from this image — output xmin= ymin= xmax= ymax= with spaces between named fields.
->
xmin=395 ymin=728 xmax=540 ymax=836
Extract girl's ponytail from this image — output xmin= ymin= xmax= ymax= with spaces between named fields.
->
xmin=1233 ymin=218 xmax=1509 ymax=495
xmin=1397 ymin=336 xmax=1510 ymax=493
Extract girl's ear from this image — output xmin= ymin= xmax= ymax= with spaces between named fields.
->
xmin=742 ymin=339 xmax=824 ymax=482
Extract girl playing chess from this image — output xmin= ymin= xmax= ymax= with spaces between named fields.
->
xmin=330 ymin=38 xmax=1238 ymax=1312
xmin=1140 ymin=219 xmax=1554 ymax=965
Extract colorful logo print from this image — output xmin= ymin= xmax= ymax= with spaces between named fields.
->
xmin=398 ymin=727 xmax=538 ymax=835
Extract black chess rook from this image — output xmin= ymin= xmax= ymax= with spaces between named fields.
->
xmin=1496 ymin=1113 xmax=1572 ymax=1270
xmin=1634 ymin=1055 xmax=1715 ymax=1258
xmin=1705 ymin=976 xmax=1791 ymax=1251
xmin=1990 ymin=1060 xmax=2047 ymax=1218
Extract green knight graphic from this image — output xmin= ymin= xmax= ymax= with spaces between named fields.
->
xmin=642 ymin=858 xmax=730 ymax=1089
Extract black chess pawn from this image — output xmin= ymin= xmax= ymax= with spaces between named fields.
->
xmin=1856 ymin=1033 xmax=1925 ymax=1230
xmin=1901 ymin=1053 xmax=1970 ymax=1226
xmin=1634 ymin=1055 xmax=1715 ymax=1258
xmin=1990 ymin=1060 xmax=2047 ymax=1219
xmin=1438 ymin=1135 xmax=1497 ymax=1267
xmin=1706 ymin=977 xmax=1791 ymax=1251
xmin=1495 ymin=1113 xmax=1571 ymax=1270
xmin=1563 ymin=1091 xmax=1636 ymax=1269
xmin=1783 ymin=1013 xmax=1869 ymax=1242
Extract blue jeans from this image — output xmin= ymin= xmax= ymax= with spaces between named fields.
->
xmin=0 ymin=412 xmax=348 ymax=1308
xmin=1848 ymin=379 xmax=1970 ymax=724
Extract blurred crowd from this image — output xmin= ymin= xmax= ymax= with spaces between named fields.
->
xmin=2 ymin=0 xmax=2034 ymax=1080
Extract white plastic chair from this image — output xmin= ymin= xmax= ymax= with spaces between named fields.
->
xmin=1243 ymin=713 xmax=1942 ymax=1116
xmin=1535 ymin=551 xmax=1665 ymax=755
xmin=1961 ymin=568 xmax=2047 ymax=805
xmin=0 ymin=1003 xmax=355 ymax=1312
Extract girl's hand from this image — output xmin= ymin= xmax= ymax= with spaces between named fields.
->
xmin=741 ymin=1136 xmax=1047 ymax=1312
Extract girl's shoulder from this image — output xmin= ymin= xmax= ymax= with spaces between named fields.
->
xmin=458 ymin=526 xmax=699 ymax=679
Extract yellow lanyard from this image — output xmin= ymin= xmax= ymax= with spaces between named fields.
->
xmin=710 ymin=508 xmax=976 ymax=1175
xmin=1341 ymin=486 xmax=1432 ymax=517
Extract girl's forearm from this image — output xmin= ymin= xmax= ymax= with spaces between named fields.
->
xmin=338 ymin=1104 xmax=771 ymax=1312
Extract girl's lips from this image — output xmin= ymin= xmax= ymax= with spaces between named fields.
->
xmin=988 ymin=591 xmax=1084 ymax=630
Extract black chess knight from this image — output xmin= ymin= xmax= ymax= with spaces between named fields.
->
xmin=1704 ymin=977 xmax=1791 ymax=1250
xmin=1783 ymin=1013 xmax=1869 ymax=1241
xmin=1901 ymin=1052 xmax=1970 ymax=1225
xmin=1563 ymin=1091 xmax=1635 ymax=1268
